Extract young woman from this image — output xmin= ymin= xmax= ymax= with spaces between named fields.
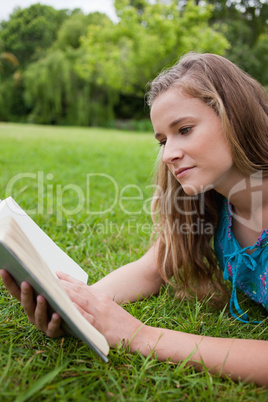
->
xmin=1 ymin=52 xmax=268 ymax=386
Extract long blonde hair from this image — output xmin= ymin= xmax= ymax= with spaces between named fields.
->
xmin=147 ymin=52 xmax=268 ymax=301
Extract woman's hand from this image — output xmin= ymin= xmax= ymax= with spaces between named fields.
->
xmin=57 ymin=271 xmax=144 ymax=348
xmin=0 ymin=269 xmax=63 ymax=337
xmin=0 ymin=269 xmax=145 ymax=348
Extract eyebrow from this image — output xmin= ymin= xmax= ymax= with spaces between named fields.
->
xmin=154 ymin=116 xmax=195 ymax=139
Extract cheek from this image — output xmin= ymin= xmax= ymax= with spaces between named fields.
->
xmin=216 ymin=150 xmax=234 ymax=171
xmin=206 ymin=139 xmax=233 ymax=169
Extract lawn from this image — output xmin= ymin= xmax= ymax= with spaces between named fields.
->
xmin=0 ymin=122 xmax=267 ymax=401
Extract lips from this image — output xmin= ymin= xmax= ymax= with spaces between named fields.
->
xmin=174 ymin=166 xmax=195 ymax=178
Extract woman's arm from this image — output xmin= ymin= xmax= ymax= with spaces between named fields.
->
xmin=90 ymin=240 xmax=163 ymax=303
xmin=135 ymin=327 xmax=268 ymax=387
xmin=59 ymin=273 xmax=268 ymax=387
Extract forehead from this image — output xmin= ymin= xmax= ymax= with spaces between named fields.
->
xmin=150 ymin=87 xmax=206 ymax=124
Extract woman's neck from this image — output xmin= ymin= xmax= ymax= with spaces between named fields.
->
xmin=223 ymin=173 xmax=268 ymax=234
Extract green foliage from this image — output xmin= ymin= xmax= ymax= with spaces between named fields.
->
xmin=226 ymin=30 xmax=268 ymax=85
xmin=0 ymin=75 xmax=26 ymax=122
xmin=0 ymin=123 xmax=268 ymax=400
xmin=23 ymin=49 xmax=116 ymax=126
xmin=54 ymin=12 xmax=111 ymax=51
xmin=252 ymin=34 xmax=268 ymax=85
xmin=203 ymin=0 xmax=268 ymax=86
xmin=0 ymin=4 xmax=68 ymax=67
xmin=0 ymin=0 xmax=267 ymax=125
xmin=208 ymin=0 xmax=268 ymax=45
xmin=0 ymin=78 xmax=15 ymax=121
xmin=76 ymin=0 xmax=229 ymax=95
xmin=24 ymin=50 xmax=73 ymax=124
xmin=54 ymin=13 xmax=90 ymax=50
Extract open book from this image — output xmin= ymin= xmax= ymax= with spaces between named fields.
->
xmin=0 ymin=197 xmax=109 ymax=362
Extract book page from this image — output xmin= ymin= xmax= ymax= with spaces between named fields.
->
xmin=0 ymin=197 xmax=88 ymax=283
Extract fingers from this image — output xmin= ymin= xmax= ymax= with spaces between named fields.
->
xmin=46 ymin=313 xmax=64 ymax=338
xmin=62 ymin=286 xmax=89 ymax=309
xmin=21 ymin=281 xmax=36 ymax=322
xmin=21 ymin=285 xmax=63 ymax=338
xmin=34 ymin=295 xmax=48 ymax=329
xmin=0 ymin=270 xmax=21 ymax=301
xmin=60 ymin=284 xmax=99 ymax=321
xmin=28 ymin=294 xmax=63 ymax=337
xmin=58 ymin=279 xmax=90 ymax=304
xmin=72 ymin=302 xmax=95 ymax=326
xmin=59 ymin=278 xmax=87 ymax=293
xmin=56 ymin=271 xmax=84 ymax=285
xmin=0 ymin=270 xmax=64 ymax=338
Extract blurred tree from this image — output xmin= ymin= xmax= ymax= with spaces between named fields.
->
xmin=54 ymin=12 xmax=111 ymax=50
xmin=76 ymin=0 xmax=229 ymax=96
xmin=208 ymin=0 xmax=267 ymax=46
xmin=252 ymin=34 xmax=268 ymax=85
xmin=0 ymin=4 xmax=68 ymax=67
xmin=181 ymin=0 xmax=268 ymax=85
xmin=24 ymin=49 xmax=115 ymax=126
xmin=0 ymin=4 xmax=68 ymax=122
xmin=54 ymin=13 xmax=89 ymax=50
xmin=129 ymin=0 xmax=146 ymax=14
xmin=0 ymin=51 xmax=19 ymax=78
xmin=0 ymin=51 xmax=22 ymax=121
xmin=0 ymin=52 xmax=19 ymax=71
xmin=179 ymin=0 xmax=267 ymax=44
xmin=3 ymin=0 xmax=267 ymax=126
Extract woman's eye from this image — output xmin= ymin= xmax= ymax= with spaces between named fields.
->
xmin=158 ymin=140 xmax=166 ymax=147
xmin=179 ymin=127 xmax=191 ymax=135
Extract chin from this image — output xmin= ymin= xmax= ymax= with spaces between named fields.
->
xmin=181 ymin=185 xmax=200 ymax=196
xmin=181 ymin=182 xmax=212 ymax=196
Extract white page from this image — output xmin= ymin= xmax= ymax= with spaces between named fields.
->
xmin=0 ymin=197 xmax=88 ymax=283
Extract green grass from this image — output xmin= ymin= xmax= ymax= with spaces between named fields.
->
xmin=0 ymin=122 xmax=267 ymax=401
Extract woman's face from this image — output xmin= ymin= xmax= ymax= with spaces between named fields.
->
xmin=150 ymin=86 xmax=240 ymax=196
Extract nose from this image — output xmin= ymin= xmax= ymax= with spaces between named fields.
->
xmin=162 ymin=139 xmax=184 ymax=165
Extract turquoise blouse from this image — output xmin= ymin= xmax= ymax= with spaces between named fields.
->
xmin=214 ymin=198 xmax=268 ymax=322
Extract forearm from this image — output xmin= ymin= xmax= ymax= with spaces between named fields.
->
xmin=59 ymin=273 xmax=268 ymax=387
xmin=91 ymin=260 xmax=163 ymax=303
xmin=90 ymin=241 xmax=164 ymax=303
xmin=131 ymin=325 xmax=268 ymax=386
